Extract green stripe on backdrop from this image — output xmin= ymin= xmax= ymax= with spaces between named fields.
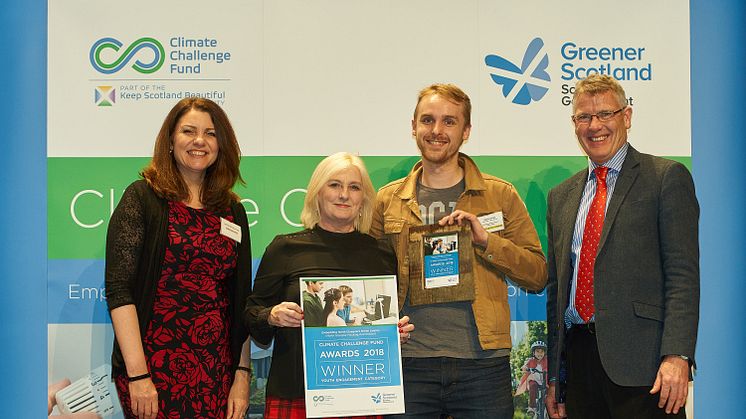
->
xmin=48 ymin=156 xmax=691 ymax=260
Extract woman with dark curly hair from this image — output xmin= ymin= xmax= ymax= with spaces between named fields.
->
xmin=105 ymin=98 xmax=252 ymax=419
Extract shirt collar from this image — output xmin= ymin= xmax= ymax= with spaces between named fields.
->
xmin=586 ymin=142 xmax=629 ymax=180
xmin=395 ymin=153 xmax=485 ymax=200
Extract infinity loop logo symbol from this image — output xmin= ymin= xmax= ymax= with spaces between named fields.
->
xmin=90 ymin=37 xmax=165 ymax=74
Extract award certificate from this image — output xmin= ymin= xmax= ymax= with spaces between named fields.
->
xmin=300 ymin=275 xmax=404 ymax=417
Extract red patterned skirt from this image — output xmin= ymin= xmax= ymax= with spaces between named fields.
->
xmin=264 ymin=395 xmax=384 ymax=419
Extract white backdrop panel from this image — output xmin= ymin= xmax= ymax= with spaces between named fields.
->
xmin=48 ymin=0 xmax=690 ymax=158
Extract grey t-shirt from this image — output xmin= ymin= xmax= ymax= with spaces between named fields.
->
xmin=401 ymin=178 xmax=507 ymax=359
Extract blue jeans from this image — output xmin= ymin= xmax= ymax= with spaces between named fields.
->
xmin=391 ymin=356 xmax=514 ymax=419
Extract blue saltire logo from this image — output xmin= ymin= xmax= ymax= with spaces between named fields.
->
xmin=371 ymin=393 xmax=382 ymax=404
xmin=485 ymin=37 xmax=550 ymax=105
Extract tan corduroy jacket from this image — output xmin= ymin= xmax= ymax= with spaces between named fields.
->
xmin=371 ymin=154 xmax=548 ymax=350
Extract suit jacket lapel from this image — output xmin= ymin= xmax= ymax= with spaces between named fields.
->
xmin=598 ymin=146 xmax=640 ymax=253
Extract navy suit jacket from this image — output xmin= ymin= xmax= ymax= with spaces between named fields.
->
xmin=546 ymin=145 xmax=699 ymax=388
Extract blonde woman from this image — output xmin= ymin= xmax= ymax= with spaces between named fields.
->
xmin=245 ymin=152 xmax=413 ymax=418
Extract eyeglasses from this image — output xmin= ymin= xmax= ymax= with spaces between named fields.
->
xmin=571 ymin=108 xmax=625 ymax=125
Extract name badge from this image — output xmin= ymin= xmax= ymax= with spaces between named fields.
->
xmin=477 ymin=211 xmax=505 ymax=233
xmin=220 ymin=217 xmax=242 ymax=243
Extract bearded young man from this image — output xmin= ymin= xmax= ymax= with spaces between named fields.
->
xmin=371 ymin=83 xmax=547 ymax=419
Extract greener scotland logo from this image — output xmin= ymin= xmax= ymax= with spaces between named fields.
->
xmin=485 ymin=37 xmax=551 ymax=105
xmin=90 ymin=37 xmax=165 ymax=74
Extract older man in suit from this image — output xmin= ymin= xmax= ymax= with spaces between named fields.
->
xmin=545 ymin=74 xmax=699 ymax=418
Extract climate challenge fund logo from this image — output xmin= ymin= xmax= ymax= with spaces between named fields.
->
xmin=89 ymin=37 xmax=165 ymax=74
xmin=485 ymin=37 xmax=550 ymax=105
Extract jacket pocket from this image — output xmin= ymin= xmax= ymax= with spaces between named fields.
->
xmin=632 ymin=301 xmax=664 ymax=322
xmin=384 ymin=219 xmax=404 ymax=234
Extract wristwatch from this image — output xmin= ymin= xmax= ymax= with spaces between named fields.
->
xmin=677 ymin=355 xmax=691 ymax=366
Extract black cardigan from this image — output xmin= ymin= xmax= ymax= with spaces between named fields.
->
xmin=105 ymin=180 xmax=252 ymax=374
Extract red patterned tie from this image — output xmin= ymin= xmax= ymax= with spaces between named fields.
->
xmin=575 ymin=166 xmax=609 ymax=322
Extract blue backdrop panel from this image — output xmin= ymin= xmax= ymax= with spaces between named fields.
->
xmin=0 ymin=0 xmax=47 ymax=415
xmin=690 ymin=0 xmax=746 ymax=416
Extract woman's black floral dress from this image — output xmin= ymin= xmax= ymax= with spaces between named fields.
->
xmin=115 ymin=201 xmax=237 ymax=419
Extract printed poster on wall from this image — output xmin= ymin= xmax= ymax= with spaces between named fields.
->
xmin=300 ymin=275 xmax=404 ymax=417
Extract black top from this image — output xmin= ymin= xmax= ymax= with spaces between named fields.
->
xmin=244 ymin=226 xmax=397 ymax=399
xmin=105 ymin=180 xmax=252 ymax=374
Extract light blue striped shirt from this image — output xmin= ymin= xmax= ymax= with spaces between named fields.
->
xmin=565 ymin=142 xmax=629 ymax=328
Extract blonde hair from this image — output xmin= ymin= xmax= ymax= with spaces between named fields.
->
xmin=414 ymin=83 xmax=472 ymax=126
xmin=300 ymin=152 xmax=375 ymax=233
xmin=572 ymin=74 xmax=628 ymax=111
